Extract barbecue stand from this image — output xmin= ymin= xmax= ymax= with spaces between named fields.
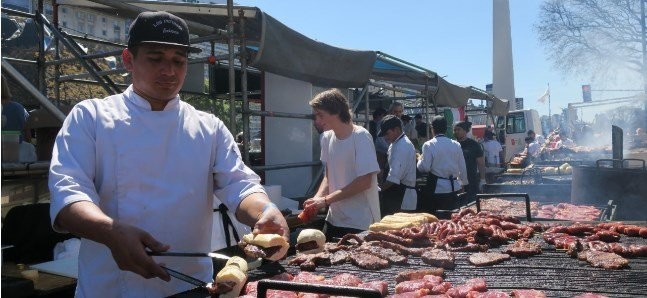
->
xmin=257 ymin=280 xmax=382 ymax=297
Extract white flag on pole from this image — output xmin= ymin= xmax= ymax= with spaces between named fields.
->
xmin=538 ymin=88 xmax=550 ymax=103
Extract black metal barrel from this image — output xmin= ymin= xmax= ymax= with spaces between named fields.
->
xmin=571 ymin=159 xmax=647 ymax=221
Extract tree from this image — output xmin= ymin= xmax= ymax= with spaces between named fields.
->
xmin=536 ymin=0 xmax=644 ymax=82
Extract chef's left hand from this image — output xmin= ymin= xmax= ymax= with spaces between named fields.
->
xmin=253 ymin=204 xmax=289 ymax=240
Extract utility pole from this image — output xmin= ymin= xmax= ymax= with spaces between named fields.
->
xmin=642 ymin=0 xmax=647 ymax=95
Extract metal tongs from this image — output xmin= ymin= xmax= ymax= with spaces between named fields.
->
xmin=160 ymin=265 xmax=209 ymax=288
xmin=147 ymin=251 xmax=263 ymax=269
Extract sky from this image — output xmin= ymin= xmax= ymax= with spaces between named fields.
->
xmin=232 ymin=0 xmax=644 ymax=121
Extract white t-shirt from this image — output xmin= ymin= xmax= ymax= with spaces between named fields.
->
xmin=386 ymin=134 xmax=417 ymax=210
xmin=321 ymin=125 xmax=381 ymax=230
xmin=482 ymin=140 xmax=503 ymax=166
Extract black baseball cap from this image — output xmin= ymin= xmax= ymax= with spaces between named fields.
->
xmin=378 ymin=115 xmax=402 ymax=137
xmin=128 ymin=11 xmax=201 ymax=53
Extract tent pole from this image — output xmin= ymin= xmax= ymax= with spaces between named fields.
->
xmin=239 ymin=8 xmax=250 ymax=165
xmin=365 ymin=87 xmax=370 ymax=128
xmin=227 ymin=0 xmax=237 ymax=135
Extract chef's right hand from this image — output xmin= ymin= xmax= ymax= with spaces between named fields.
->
xmin=105 ymin=222 xmax=171 ymax=281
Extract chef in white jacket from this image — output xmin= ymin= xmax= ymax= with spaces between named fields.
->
xmin=48 ymin=11 xmax=288 ymax=297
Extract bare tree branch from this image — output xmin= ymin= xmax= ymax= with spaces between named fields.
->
xmin=536 ymin=0 xmax=643 ymax=83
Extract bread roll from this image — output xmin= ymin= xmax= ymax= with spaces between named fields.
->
xmin=214 ymin=265 xmax=247 ymax=298
xmin=225 ymin=256 xmax=248 ymax=273
xmin=296 ymin=229 xmax=326 ymax=254
xmin=242 ymin=233 xmax=289 ymax=261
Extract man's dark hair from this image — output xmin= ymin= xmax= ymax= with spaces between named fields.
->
xmin=527 ymin=130 xmax=535 ymax=136
xmin=373 ymin=108 xmax=387 ymax=119
xmin=431 ymin=116 xmax=447 ymax=134
xmin=309 ymin=89 xmax=352 ymax=123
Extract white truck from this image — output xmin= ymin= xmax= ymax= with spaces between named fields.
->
xmin=495 ymin=109 xmax=542 ymax=163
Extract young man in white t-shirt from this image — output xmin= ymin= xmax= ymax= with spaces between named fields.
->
xmin=304 ymin=89 xmax=381 ymax=240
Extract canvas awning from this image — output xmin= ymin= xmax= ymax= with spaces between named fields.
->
xmin=53 ymin=0 xmax=508 ymax=112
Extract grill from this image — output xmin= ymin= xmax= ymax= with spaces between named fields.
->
xmin=176 ymin=224 xmax=647 ymax=298
xmin=472 ymin=193 xmax=616 ymax=222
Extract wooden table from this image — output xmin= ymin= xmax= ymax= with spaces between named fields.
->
xmin=1 ymin=262 xmax=76 ymax=296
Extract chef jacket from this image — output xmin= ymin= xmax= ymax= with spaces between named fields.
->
xmin=417 ymin=135 xmax=468 ymax=194
xmin=49 ymin=86 xmax=265 ymax=297
xmin=386 ymin=133 xmax=417 ymax=210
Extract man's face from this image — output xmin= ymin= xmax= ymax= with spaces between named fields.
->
xmin=123 ymin=45 xmax=188 ymax=108
xmin=383 ymin=127 xmax=400 ymax=144
xmin=453 ymin=126 xmax=467 ymax=140
xmin=392 ymin=107 xmax=403 ymax=118
xmin=313 ymin=109 xmax=337 ymax=131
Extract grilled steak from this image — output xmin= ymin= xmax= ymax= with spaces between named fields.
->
xmin=329 ymin=250 xmax=350 ymax=265
xmin=358 ymin=243 xmax=408 ymax=264
xmin=578 ymin=250 xmax=629 ymax=269
xmin=504 ymin=239 xmax=542 ymax=258
xmin=421 ymin=248 xmax=456 ymax=269
xmin=349 ymin=252 xmax=389 ymax=270
xmin=395 ymin=268 xmax=445 ymax=283
xmin=468 ymin=252 xmax=511 ymax=266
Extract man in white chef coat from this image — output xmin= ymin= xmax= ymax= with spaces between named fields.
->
xmin=48 ymin=11 xmax=288 ymax=297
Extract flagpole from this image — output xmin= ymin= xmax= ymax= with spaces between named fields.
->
xmin=547 ymin=83 xmax=551 ymax=131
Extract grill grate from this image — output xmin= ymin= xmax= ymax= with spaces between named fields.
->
xmin=174 ymin=224 xmax=647 ymax=297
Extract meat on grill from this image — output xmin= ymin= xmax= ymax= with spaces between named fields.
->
xmin=287 ymin=252 xmax=331 ymax=271
xmin=504 ymin=239 xmax=542 ymax=258
xmin=370 ymin=240 xmax=425 ymax=256
xmin=470 ymin=291 xmax=512 ymax=298
xmin=572 ymin=293 xmax=610 ymax=298
xmin=327 ymin=273 xmax=362 ymax=286
xmin=395 ymin=268 xmax=445 ymax=283
xmin=349 ymin=252 xmax=390 ymax=270
xmin=445 ymin=243 xmax=489 ymax=252
xmin=447 ymin=278 xmax=487 ymax=296
xmin=242 ymin=243 xmax=267 ymax=258
xmin=358 ymin=281 xmax=389 ymax=297
xmin=578 ymin=250 xmax=629 ymax=269
xmin=364 ymin=231 xmax=414 ymax=246
xmin=357 ymin=243 xmax=408 ymax=265
xmin=468 ymin=252 xmax=511 ymax=266
xmin=329 ymin=250 xmax=350 ymax=265
xmin=421 ymin=248 xmax=456 ymax=269
xmin=510 ymin=289 xmax=547 ymax=298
